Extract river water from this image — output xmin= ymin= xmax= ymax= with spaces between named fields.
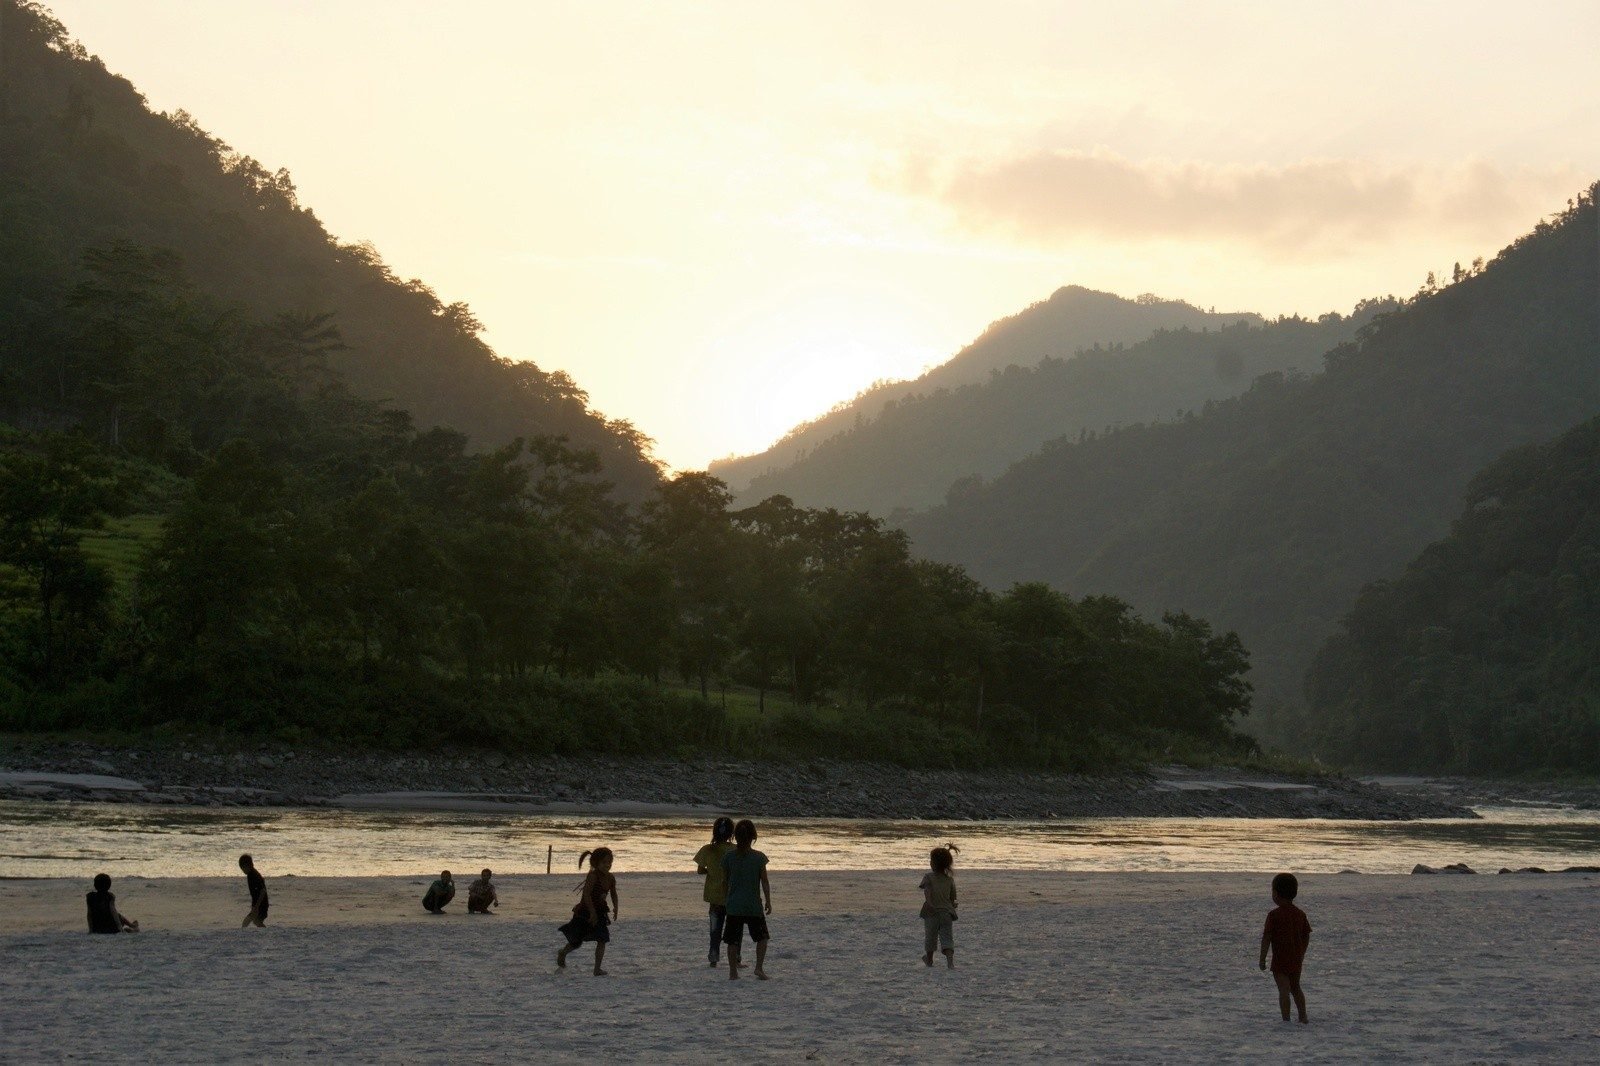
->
xmin=5 ymin=800 xmax=1600 ymax=879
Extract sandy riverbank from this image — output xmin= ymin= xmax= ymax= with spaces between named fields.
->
xmin=3 ymin=870 xmax=1595 ymax=1062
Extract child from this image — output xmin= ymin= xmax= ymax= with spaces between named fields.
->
xmin=557 ymin=848 xmax=618 ymax=976
xmin=423 ymin=870 xmax=456 ymax=913
xmin=86 ymin=873 xmax=139 ymax=934
xmin=1259 ymin=872 xmax=1312 ymax=1023
xmin=467 ymin=868 xmax=498 ymax=914
xmin=239 ymin=853 xmax=268 ymax=928
xmin=720 ymin=819 xmax=771 ymax=981
xmin=693 ymin=816 xmax=736 ymax=966
xmin=919 ymin=844 xmax=958 ymax=968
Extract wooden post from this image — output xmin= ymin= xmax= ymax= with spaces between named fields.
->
xmin=546 ymin=845 xmax=552 ymax=875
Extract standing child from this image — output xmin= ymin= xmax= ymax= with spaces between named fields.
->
xmin=467 ymin=868 xmax=498 ymax=914
xmin=720 ymin=819 xmax=771 ymax=981
xmin=86 ymin=873 xmax=139 ymax=934
xmin=1259 ymin=872 xmax=1312 ymax=1023
xmin=920 ymin=844 xmax=958 ymax=968
xmin=693 ymin=816 xmax=736 ymax=967
xmin=557 ymin=848 xmax=618 ymax=976
xmin=239 ymin=854 xmax=268 ymax=928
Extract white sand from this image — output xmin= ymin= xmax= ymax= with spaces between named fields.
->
xmin=2 ymin=871 xmax=1596 ymax=1062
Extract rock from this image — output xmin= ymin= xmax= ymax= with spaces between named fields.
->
xmin=1413 ymin=862 xmax=1476 ymax=875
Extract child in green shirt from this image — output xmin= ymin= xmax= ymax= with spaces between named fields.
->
xmin=693 ymin=816 xmax=736 ymax=966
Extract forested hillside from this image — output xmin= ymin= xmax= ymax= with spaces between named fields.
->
xmin=0 ymin=0 xmax=659 ymax=499
xmin=0 ymin=2 xmax=1258 ymax=768
xmin=711 ymin=286 xmax=1259 ymax=494
xmin=903 ymin=188 xmax=1600 ymax=747
xmin=734 ymin=307 xmax=1383 ymax=514
xmin=1305 ymin=416 xmax=1600 ymax=772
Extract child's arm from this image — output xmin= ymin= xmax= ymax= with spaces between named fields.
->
xmin=582 ymin=871 xmax=599 ymax=922
xmin=609 ymin=877 xmax=619 ymax=921
xmin=950 ymin=879 xmax=957 ymax=910
xmin=1258 ymin=922 xmax=1271 ymax=969
xmin=759 ymin=867 xmax=772 ymax=915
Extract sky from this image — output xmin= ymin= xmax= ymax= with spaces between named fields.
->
xmin=40 ymin=1 xmax=1600 ymax=470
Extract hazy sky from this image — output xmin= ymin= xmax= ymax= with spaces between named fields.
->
xmin=43 ymin=1 xmax=1600 ymax=469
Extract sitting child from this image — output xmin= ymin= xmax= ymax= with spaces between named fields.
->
xmin=467 ymin=868 xmax=498 ymax=913
xmin=86 ymin=873 xmax=139 ymax=934
xmin=423 ymin=870 xmax=456 ymax=913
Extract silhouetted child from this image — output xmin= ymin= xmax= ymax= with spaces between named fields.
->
xmin=720 ymin=819 xmax=771 ymax=980
xmin=86 ymin=873 xmax=138 ymax=934
xmin=467 ymin=868 xmax=498 ymax=913
xmin=239 ymin=854 xmax=268 ymax=928
xmin=557 ymin=848 xmax=617 ymax=975
xmin=920 ymin=844 xmax=958 ymax=968
xmin=423 ymin=870 xmax=455 ymax=913
xmin=693 ymin=816 xmax=736 ymax=966
xmin=1259 ymin=872 xmax=1312 ymax=1023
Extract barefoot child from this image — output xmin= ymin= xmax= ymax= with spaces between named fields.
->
xmin=693 ymin=816 xmax=736 ymax=966
xmin=423 ymin=870 xmax=455 ymax=913
xmin=467 ymin=868 xmax=498 ymax=913
xmin=920 ymin=844 xmax=958 ymax=968
xmin=1259 ymin=872 xmax=1311 ymax=1023
xmin=239 ymin=854 xmax=268 ymax=928
xmin=86 ymin=873 xmax=139 ymax=934
xmin=557 ymin=848 xmax=617 ymax=975
xmin=720 ymin=819 xmax=771 ymax=980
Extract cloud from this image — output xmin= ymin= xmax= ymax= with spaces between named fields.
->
xmin=913 ymin=151 xmax=1584 ymax=255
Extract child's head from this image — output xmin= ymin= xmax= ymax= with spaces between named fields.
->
xmin=1271 ymin=872 xmax=1298 ymax=901
xmin=733 ymin=819 xmax=757 ymax=849
xmin=93 ymin=873 xmax=112 ymax=892
xmin=712 ymin=816 xmax=735 ymax=843
xmin=238 ymin=854 xmax=254 ymax=871
xmin=440 ymin=870 xmax=452 ymax=882
xmin=480 ymin=868 xmax=492 ymax=882
xmin=579 ymin=847 xmax=614 ymax=872
xmin=930 ymin=844 xmax=958 ymax=873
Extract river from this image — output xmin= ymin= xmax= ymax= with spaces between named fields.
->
xmin=5 ymin=799 xmax=1600 ymax=878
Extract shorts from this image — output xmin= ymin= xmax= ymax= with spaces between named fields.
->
xmin=253 ymin=895 xmax=270 ymax=921
xmin=722 ymin=914 xmax=769 ymax=946
xmin=558 ymin=912 xmax=610 ymax=946
xmin=923 ymin=913 xmax=954 ymax=953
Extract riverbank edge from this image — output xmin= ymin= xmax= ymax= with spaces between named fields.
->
xmin=0 ymin=739 xmax=1472 ymax=820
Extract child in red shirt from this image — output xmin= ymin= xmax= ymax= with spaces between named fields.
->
xmin=1258 ymin=872 xmax=1311 ymax=1023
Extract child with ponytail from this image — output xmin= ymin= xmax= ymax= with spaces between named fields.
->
xmin=557 ymin=847 xmax=618 ymax=975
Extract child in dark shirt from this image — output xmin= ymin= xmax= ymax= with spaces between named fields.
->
xmin=239 ymin=853 xmax=269 ymax=928
xmin=1259 ymin=872 xmax=1312 ymax=1023
xmin=86 ymin=873 xmax=138 ymax=934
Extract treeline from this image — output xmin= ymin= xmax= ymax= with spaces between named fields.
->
xmin=0 ymin=0 xmax=659 ymax=499
xmin=903 ymin=187 xmax=1600 ymax=752
xmin=0 ymin=242 xmax=1255 ymax=767
xmin=1305 ymin=416 xmax=1600 ymax=773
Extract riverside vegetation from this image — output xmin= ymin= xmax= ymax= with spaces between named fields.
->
xmin=0 ymin=1 xmax=1255 ymax=772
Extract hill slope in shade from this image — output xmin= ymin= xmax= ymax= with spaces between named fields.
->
xmin=1305 ymin=414 xmax=1600 ymax=772
xmin=711 ymin=286 xmax=1260 ymax=494
xmin=733 ymin=306 xmax=1385 ymax=515
xmin=902 ymin=188 xmax=1600 ymax=745
xmin=0 ymin=1 xmax=659 ymax=497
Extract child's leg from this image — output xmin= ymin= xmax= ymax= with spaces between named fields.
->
xmin=727 ymin=943 xmax=741 ymax=979
xmin=593 ymin=942 xmax=607 ymax=976
xmin=923 ymin=915 xmax=937 ymax=965
xmin=940 ymin=916 xmax=955 ymax=967
xmin=1271 ymin=972 xmax=1293 ymax=1020
xmin=708 ymin=905 xmax=725 ymax=965
xmin=1288 ymin=975 xmax=1308 ymax=1022
xmin=753 ymin=937 xmax=768 ymax=979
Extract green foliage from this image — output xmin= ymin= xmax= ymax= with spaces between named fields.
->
xmin=904 ymin=188 xmax=1600 ymax=755
xmin=1306 ymin=416 xmax=1600 ymax=772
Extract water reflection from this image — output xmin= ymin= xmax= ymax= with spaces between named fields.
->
xmin=3 ymin=800 xmax=1598 ymax=878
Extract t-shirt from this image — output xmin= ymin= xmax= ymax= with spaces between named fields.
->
xmin=246 ymin=868 xmax=267 ymax=905
xmin=425 ymin=878 xmax=455 ymax=903
xmin=467 ymin=879 xmax=496 ymax=909
xmin=694 ymin=842 xmax=735 ymax=905
xmin=86 ymin=889 xmax=121 ymax=934
xmin=1263 ymin=902 xmax=1312 ymax=975
xmin=721 ymin=848 xmax=768 ymax=917
xmin=919 ymin=871 xmax=957 ymax=917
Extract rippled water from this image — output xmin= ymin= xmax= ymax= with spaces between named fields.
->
xmin=4 ymin=800 xmax=1599 ymax=879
